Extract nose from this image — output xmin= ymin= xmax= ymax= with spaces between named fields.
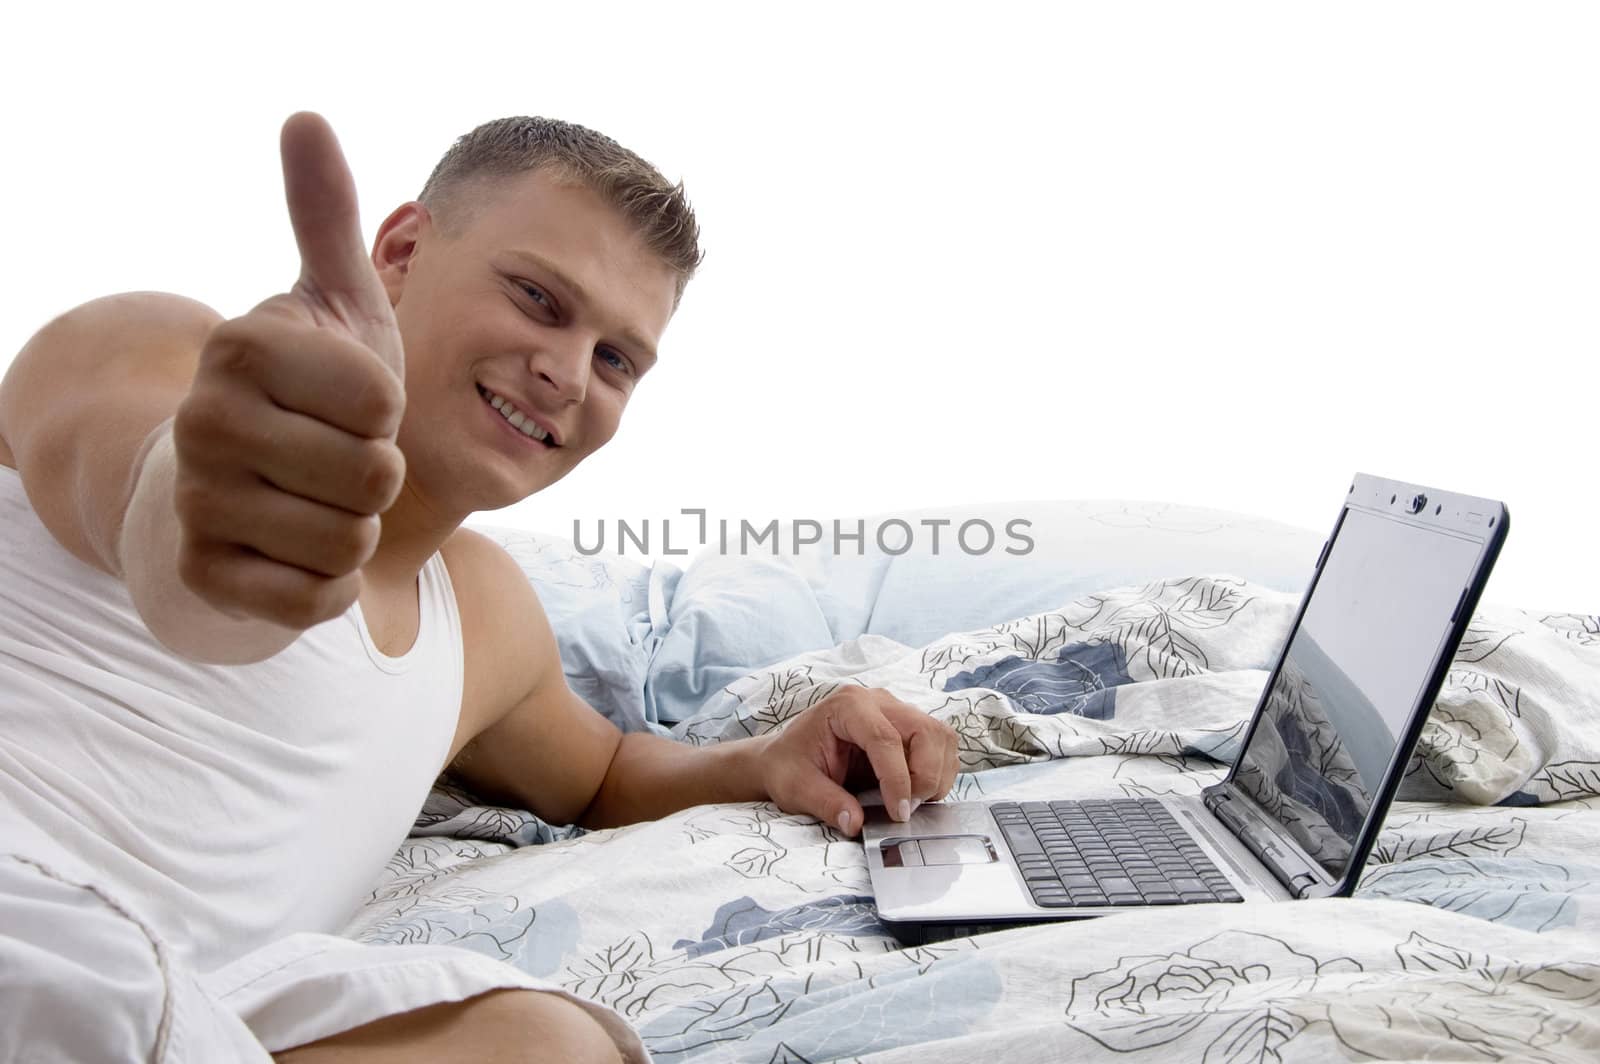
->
xmin=528 ymin=335 xmax=591 ymax=404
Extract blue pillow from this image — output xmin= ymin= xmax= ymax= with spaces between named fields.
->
xmin=469 ymin=522 xmax=670 ymax=735
xmin=643 ymin=500 xmax=1323 ymax=725
xmin=643 ymin=551 xmax=836 ymax=731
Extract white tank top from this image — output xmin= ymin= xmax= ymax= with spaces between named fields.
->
xmin=0 ymin=463 xmax=463 ymax=971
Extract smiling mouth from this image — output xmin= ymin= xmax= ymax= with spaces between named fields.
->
xmin=478 ymin=385 xmax=558 ymax=447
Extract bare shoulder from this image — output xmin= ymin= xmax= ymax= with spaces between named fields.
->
xmin=439 ymin=527 xmax=565 ymax=755
xmin=440 ymin=527 xmax=543 ymax=610
xmin=2 ymin=291 xmax=222 ymax=447
xmin=0 ymin=291 xmax=226 ymax=565
xmin=66 ymin=290 xmax=221 ymax=329
xmin=12 ymin=291 xmax=221 ymax=369
xmin=2 ymin=290 xmax=222 ymax=421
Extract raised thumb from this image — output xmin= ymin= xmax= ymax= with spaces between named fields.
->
xmin=279 ymin=113 xmax=396 ymax=355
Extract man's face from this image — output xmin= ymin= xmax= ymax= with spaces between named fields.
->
xmin=376 ymin=169 xmax=678 ymax=516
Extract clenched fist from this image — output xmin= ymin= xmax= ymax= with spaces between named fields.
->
xmin=171 ymin=113 xmax=407 ymax=631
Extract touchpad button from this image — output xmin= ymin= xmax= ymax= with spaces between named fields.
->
xmin=918 ymin=835 xmax=997 ymax=865
xmin=881 ymin=839 xmax=924 ymax=867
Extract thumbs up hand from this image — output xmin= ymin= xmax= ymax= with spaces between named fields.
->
xmin=170 ymin=112 xmax=409 ymax=631
xmin=276 ymin=111 xmax=407 ymax=378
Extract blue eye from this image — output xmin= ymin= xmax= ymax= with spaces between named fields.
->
xmin=598 ymin=348 xmax=634 ymax=376
xmin=520 ymin=284 xmax=551 ymax=307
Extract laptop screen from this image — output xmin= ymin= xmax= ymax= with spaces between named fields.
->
xmin=1229 ymin=504 xmax=1487 ymax=880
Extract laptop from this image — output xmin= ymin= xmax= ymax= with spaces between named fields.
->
xmin=863 ymin=473 xmax=1508 ymax=943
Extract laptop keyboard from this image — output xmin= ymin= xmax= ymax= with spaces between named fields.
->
xmin=992 ymin=799 xmax=1245 ymax=907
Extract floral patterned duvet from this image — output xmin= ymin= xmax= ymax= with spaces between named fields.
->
xmin=348 ymin=578 xmax=1600 ymax=1062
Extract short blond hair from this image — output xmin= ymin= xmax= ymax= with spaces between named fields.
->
xmin=420 ymin=117 xmax=703 ymax=302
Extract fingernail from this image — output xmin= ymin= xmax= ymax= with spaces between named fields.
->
xmin=897 ymin=799 xmax=911 ymax=822
xmin=837 ymin=811 xmax=852 ymax=835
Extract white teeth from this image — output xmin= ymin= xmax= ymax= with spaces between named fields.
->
xmin=482 ymin=387 xmax=551 ymax=442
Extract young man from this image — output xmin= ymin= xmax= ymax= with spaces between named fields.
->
xmin=0 ymin=113 xmax=958 ymax=1063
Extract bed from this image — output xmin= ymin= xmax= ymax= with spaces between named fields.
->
xmin=344 ymin=502 xmax=1600 ymax=1062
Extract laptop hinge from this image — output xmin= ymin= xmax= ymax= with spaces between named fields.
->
xmin=1203 ymin=785 xmax=1325 ymax=898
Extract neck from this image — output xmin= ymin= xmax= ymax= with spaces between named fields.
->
xmin=365 ymin=482 xmax=465 ymax=590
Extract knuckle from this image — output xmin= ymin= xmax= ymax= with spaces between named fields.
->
xmin=356 ymin=441 xmax=406 ymax=509
xmin=170 ymin=393 xmax=202 ymax=439
xmin=199 ymin=319 xmax=262 ymax=377
xmin=274 ymin=596 xmax=321 ymax=632
xmin=870 ymin=719 xmax=901 ymax=745
xmin=326 ymin=514 xmax=380 ymax=572
xmin=294 ymin=594 xmax=334 ymax=629
xmin=834 ymin=686 xmax=869 ymax=710
xmin=176 ymin=392 xmax=261 ymax=472
xmin=336 ymin=515 xmax=379 ymax=572
xmin=882 ymin=692 xmax=915 ymax=716
xmin=176 ymin=544 xmax=240 ymax=617
xmin=172 ymin=476 xmax=228 ymax=532
xmin=172 ymin=392 xmax=229 ymax=451
xmin=354 ymin=366 xmax=406 ymax=435
xmin=316 ymin=575 xmax=361 ymax=620
xmin=277 ymin=578 xmax=349 ymax=631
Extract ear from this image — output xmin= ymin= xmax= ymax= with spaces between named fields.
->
xmin=371 ymin=201 xmax=431 ymax=305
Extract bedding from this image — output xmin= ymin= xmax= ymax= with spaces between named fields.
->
xmin=476 ymin=498 xmax=1322 ymax=731
xmin=348 ymin=570 xmax=1600 ymax=1062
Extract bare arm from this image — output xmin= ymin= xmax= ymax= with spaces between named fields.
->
xmin=456 ymin=687 xmax=771 ymax=830
xmin=442 ymin=529 xmax=768 ymax=828
xmin=444 ymin=531 xmax=955 ymax=835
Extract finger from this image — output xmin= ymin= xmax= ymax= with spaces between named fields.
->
xmin=178 ymin=478 xmax=382 ymax=578
xmin=278 ymin=112 xmax=402 ymax=374
xmin=902 ymin=726 xmax=951 ymax=803
xmin=181 ymin=395 xmax=404 ymax=519
xmin=785 ymin=769 xmax=867 ymax=839
xmin=179 ymin=382 xmax=405 ymax=516
xmin=832 ymin=703 xmax=915 ymax=821
xmin=280 ymin=112 xmax=373 ymax=299
xmin=179 ymin=541 xmax=362 ymax=631
xmin=936 ymin=722 xmax=960 ymax=800
xmin=203 ymin=311 xmax=405 ymax=439
xmin=249 ymin=418 xmax=405 ymax=518
xmin=874 ymin=697 xmax=962 ymax=803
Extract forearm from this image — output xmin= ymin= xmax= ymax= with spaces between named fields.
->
xmin=578 ymin=731 xmax=774 ymax=830
xmin=119 ymin=426 xmax=299 ymax=664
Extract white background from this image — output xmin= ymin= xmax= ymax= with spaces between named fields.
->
xmin=3 ymin=2 xmax=1595 ymax=610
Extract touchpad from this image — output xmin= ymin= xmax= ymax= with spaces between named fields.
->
xmin=917 ymin=835 xmax=997 ymax=866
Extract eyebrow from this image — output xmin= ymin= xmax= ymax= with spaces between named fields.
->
xmin=502 ymin=249 xmax=659 ymax=368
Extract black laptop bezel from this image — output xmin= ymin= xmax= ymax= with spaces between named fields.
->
xmin=1205 ymin=473 xmax=1510 ymax=899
